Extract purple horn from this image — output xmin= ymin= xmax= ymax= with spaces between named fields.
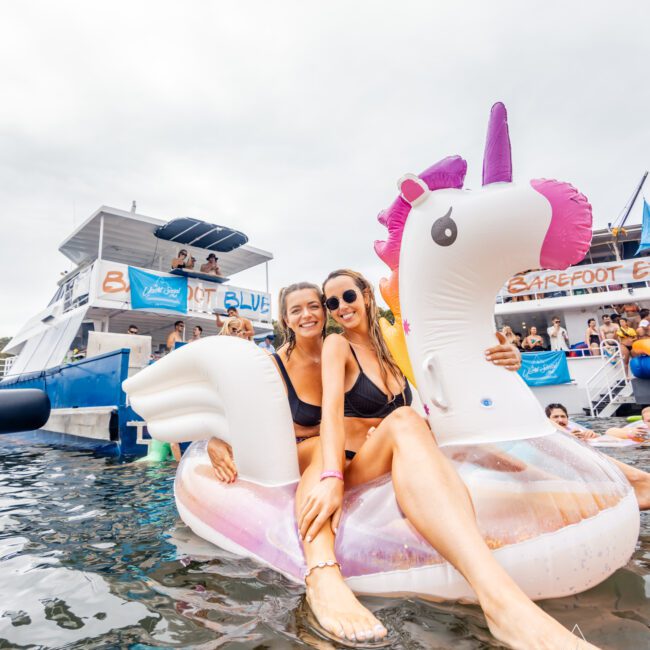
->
xmin=482 ymin=102 xmax=512 ymax=185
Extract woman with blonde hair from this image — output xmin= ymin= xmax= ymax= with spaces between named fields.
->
xmin=297 ymin=269 xmax=595 ymax=649
xmin=219 ymin=318 xmax=246 ymax=338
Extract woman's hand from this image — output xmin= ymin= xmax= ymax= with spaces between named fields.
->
xmin=207 ymin=437 xmax=237 ymax=483
xmin=298 ymin=478 xmax=344 ymax=542
xmin=485 ymin=332 xmax=521 ymax=371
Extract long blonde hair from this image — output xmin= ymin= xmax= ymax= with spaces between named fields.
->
xmin=220 ymin=318 xmax=244 ymax=337
xmin=278 ymin=282 xmax=326 ymax=359
xmin=323 ymin=269 xmax=404 ymax=400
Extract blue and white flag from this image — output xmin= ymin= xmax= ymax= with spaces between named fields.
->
xmin=635 ymin=199 xmax=650 ymax=255
xmin=128 ymin=267 xmax=187 ymax=313
xmin=518 ymin=351 xmax=571 ymax=386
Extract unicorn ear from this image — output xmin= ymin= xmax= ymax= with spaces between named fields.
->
xmin=398 ymin=174 xmax=429 ymax=206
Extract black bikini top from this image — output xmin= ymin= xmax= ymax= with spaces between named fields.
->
xmin=343 ymin=346 xmax=412 ymax=419
xmin=273 ymin=353 xmax=321 ymax=427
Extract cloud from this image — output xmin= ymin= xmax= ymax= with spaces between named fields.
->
xmin=1 ymin=1 xmax=649 ymax=335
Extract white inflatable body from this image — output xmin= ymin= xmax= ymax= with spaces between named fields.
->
xmin=123 ymin=103 xmax=640 ymax=602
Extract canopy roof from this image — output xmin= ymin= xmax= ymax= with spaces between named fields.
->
xmin=155 ymin=218 xmax=248 ymax=251
xmin=59 ymin=206 xmax=272 ymax=276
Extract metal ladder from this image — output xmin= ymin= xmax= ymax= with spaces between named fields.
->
xmin=585 ymin=340 xmax=634 ymax=417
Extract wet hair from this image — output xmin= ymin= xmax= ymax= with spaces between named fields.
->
xmin=323 ymin=269 xmax=404 ymax=400
xmin=174 ymin=320 xmax=184 ymax=328
xmin=220 ymin=318 xmax=243 ymax=336
xmin=278 ymin=282 xmax=326 ymax=359
xmin=545 ymin=403 xmax=568 ymax=418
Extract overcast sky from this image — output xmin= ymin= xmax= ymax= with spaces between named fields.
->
xmin=1 ymin=1 xmax=649 ymax=336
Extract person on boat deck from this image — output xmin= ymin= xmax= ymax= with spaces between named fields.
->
xmin=218 ymin=317 xmax=247 ymax=338
xmin=585 ymin=318 xmax=601 ymax=356
xmin=127 ymin=324 xmax=139 ymax=335
xmin=171 ymin=249 xmax=195 ymax=270
xmin=621 ymin=301 xmax=641 ymax=327
xmin=190 ymin=325 xmax=203 ymax=342
xmin=636 ymin=308 xmax=650 ymax=338
xmin=166 ymin=320 xmax=185 ymax=351
xmin=200 ymin=253 xmax=221 ymax=275
xmin=500 ymin=325 xmax=517 ymax=346
xmin=547 ymin=316 xmax=569 ymax=351
xmin=258 ymin=334 xmax=275 ymax=353
xmin=545 ymin=403 xmax=650 ymax=510
xmin=215 ymin=307 xmax=254 ymax=341
xmin=600 ymin=313 xmax=618 ymax=341
xmin=211 ymin=275 xmax=599 ymax=648
xmin=521 ymin=326 xmax=544 ymax=352
xmin=616 ymin=316 xmax=637 ymax=377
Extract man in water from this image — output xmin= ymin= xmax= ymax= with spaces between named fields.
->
xmin=546 ymin=403 xmax=649 ymax=442
xmin=166 ymin=320 xmax=185 ymax=351
xmin=215 ymin=307 xmax=254 ymax=341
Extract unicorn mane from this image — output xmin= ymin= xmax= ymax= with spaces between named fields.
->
xmin=374 ymin=156 xmax=467 ymax=384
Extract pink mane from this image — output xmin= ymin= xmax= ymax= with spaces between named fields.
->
xmin=374 ymin=156 xmax=467 ymax=270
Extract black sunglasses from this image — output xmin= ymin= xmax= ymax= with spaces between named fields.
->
xmin=325 ymin=289 xmax=358 ymax=311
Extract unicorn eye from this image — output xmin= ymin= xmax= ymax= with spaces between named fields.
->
xmin=431 ymin=207 xmax=457 ymax=247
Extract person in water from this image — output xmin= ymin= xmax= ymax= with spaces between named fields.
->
xmin=546 ymin=402 xmax=650 ymax=510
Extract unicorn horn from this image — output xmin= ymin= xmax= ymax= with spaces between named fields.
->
xmin=482 ymin=102 xmax=512 ymax=185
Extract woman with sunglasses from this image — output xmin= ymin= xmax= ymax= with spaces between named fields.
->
xmin=297 ymin=269 xmax=595 ymax=649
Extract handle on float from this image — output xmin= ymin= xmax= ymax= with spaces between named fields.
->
xmin=422 ymin=354 xmax=449 ymax=412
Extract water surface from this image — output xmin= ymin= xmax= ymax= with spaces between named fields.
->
xmin=0 ymin=418 xmax=648 ymax=649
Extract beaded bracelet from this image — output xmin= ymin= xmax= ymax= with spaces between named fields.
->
xmin=304 ymin=559 xmax=341 ymax=580
xmin=320 ymin=470 xmax=344 ymax=482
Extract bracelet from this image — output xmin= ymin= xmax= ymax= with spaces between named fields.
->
xmin=320 ymin=470 xmax=344 ymax=482
xmin=304 ymin=559 xmax=341 ymax=580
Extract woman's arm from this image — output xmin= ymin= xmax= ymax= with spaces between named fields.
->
xmin=298 ymin=334 xmax=348 ymax=541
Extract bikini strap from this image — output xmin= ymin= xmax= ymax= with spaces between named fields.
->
xmin=273 ymin=353 xmax=298 ymax=397
xmin=348 ymin=344 xmax=363 ymax=371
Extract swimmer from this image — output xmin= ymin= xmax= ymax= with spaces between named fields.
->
xmin=296 ymin=269 xmax=595 ymax=649
xmin=547 ymin=403 xmax=650 ymax=510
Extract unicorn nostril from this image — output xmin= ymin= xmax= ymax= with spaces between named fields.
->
xmin=431 ymin=208 xmax=457 ymax=247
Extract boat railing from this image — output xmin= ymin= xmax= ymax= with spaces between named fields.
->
xmin=0 ymin=356 xmax=16 ymax=378
xmin=497 ymin=280 xmax=650 ymax=304
xmin=585 ymin=340 xmax=629 ymax=417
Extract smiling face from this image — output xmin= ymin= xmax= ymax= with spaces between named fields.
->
xmin=530 ymin=326 xmax=537 ymax=336
xmin=283 ymin=288 xmax=326 ymax=342
xmin=323 ymin=274 xmax=367 ymax=332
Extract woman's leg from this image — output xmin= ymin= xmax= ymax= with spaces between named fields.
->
xmin=295 ymin=438 xmax=387 ymax=642
xmin=345 ymin=407 xmax=597 ymax=650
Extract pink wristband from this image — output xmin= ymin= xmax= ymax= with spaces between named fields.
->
xmin=320 ymin=470 xmax=344 ymax=482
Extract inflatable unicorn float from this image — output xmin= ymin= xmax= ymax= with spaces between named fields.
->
xmin=124 ymin=103 xmax=639 ymax=601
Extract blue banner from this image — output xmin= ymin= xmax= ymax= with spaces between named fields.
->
xmin=518 ymin=351 xmax=571 ymax=386
xmin=635 ymin=199 xmax=650 ymax=255
xmin=128 ymin=267 xmax=187 ymax=313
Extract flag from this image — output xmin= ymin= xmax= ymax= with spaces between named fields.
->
xmin=635 ymin=199 xmax=650 ymax=255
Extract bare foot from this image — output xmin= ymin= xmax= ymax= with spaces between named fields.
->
xmin=305 ymin=565 xmax=388 ymax=643
xmin=483 ymin=590 xmax=600 ymax=650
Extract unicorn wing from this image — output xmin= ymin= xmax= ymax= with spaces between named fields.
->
xmin=123 ymin=336 xmax=299 ymax=486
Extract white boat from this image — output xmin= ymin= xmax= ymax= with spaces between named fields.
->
xmin=496 ymin=219 xmax=650 ymax=417
xmin=0 ymin=205 xmax=273 ymax=454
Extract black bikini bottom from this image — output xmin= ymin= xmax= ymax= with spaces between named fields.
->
xmin=295 ymin=436 xmax=356 ymax=461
